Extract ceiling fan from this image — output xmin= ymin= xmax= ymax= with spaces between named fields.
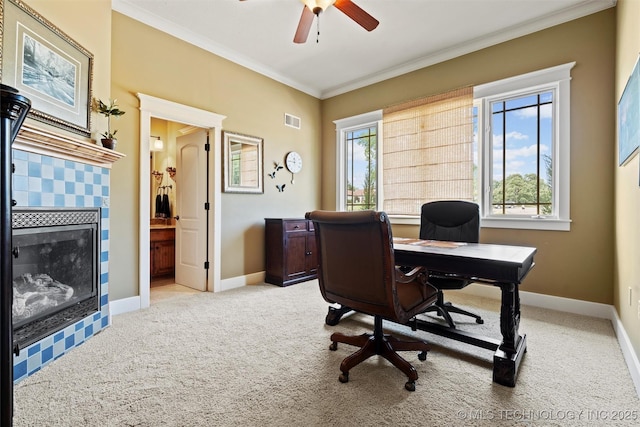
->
xmin=294 ymin=0 xmax=379 ymax=43
xmin=240 ymin=0 xmax=379 ymax=44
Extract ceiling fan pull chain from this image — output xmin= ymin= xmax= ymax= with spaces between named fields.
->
xmin=316 ymin=14 xmax=320 ymax=43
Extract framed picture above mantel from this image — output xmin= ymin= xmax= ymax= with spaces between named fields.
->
xmin=0 ymin=0 xmax=93 ymax=137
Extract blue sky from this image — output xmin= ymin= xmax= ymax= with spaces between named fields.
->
xmin=489 ymin=94 xmax=553 ymax=182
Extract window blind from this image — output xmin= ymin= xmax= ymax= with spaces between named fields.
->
xmin=382 ymin=87 xmax=474 ymax=215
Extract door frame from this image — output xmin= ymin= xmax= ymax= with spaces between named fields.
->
xmin=138 ymin=93 xmax=226 ymax=309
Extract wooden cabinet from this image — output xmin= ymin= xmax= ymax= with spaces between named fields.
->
xmin=150 ymin=228 xmax=175 ymax=279
xmin=265 ymin=218 xmax=318 ymax=286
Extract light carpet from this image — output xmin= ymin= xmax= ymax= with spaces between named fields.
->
xmin=13 ymin=280 xmax=640 ymax=426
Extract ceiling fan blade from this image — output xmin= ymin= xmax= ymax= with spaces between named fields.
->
xmin=294 ymin=6 xmax=315 ymax=44
xmin=334 ymin=0 xmax=379 ymax=32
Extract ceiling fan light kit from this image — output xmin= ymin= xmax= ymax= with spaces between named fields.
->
xmin=302 ymin=0 xmax=336 ymax=14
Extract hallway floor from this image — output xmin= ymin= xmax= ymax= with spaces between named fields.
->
xmin=150 ymin=277 xmax=200 ymax=303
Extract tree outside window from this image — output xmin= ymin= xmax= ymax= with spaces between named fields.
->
xmin=345 ymin=126 xmax=377 ymax=211
xmin=489 ymin=92 xmax=553 ymax=216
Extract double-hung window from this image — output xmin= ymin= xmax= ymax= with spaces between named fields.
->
xmin=475 ymin=62 xmax=574 ymax=231
xmin=335 ymin=62 xmax=574 ymax=231
xmin=335 ymin=111 xmax=382 ymax=211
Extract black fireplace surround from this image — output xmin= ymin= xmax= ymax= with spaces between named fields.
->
xmin=11 ymin=208 xmax=100 ymax=352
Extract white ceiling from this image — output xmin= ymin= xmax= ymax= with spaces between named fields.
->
xmin=112 ymin=0 xmax=616 ymax=99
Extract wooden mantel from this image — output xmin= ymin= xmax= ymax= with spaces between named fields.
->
xmin=14 ymin=123 xmax=125 ymax=168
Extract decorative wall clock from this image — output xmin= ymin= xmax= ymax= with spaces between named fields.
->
xmin=285 ymin=151 xmax=302 ymax=183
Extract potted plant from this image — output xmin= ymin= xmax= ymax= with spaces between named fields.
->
xmin=95 ymin=98 xmax=125 ymax=149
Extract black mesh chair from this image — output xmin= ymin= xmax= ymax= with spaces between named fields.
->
xmin=419 ymin=201 xmax=484 ymax=328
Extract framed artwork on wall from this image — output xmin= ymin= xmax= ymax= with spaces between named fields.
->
xmin=618 ymin=55 xmax=640 ymax=166
xmin=0 ymin=0 xmax=93 ymax=137
xmin=222 ymin=130 xmax=264 ymax=194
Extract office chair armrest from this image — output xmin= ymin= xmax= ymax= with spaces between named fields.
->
xmin=395 ymin=266 xmax=428 ymax=284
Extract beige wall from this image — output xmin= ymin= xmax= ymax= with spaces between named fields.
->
xmin=108 ymin=13 xmax=322 ymax=298
xmin=615 ymin=0 xmax=640 ymax=363
xmin=321 ymin=10 xmax=616 ymax=305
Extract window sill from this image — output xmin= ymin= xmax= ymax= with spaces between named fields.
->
xmin=389 ymin=215 xmax=420 ymax=226
xmin=481 ymin=217 xmax=571 ymax=231
xmin=389 ymin=214 xmax=571 ymax=231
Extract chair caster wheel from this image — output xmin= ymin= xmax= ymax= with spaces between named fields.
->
xmin=476 ymin=319 xmax=484 ymax=324
xmin=339 ymin=372 xmax=349 ymax=383
xmin=325 ymin=312 xmax=340 ymax=326
xmin=329 ymin=342 xmax=338 ymax=351
xmin=405 ymin=381 xmax=416 ymax=392
xmin=418 ymin=351 xmax=427 ymax=361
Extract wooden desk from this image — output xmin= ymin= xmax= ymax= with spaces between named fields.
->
xmin=325 ymin=237 xmax=536 ymax=387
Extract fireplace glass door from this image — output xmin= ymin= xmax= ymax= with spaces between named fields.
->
xmin=12 ymin=208 xmax=100 ymax=349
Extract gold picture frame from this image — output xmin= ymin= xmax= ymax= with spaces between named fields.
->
xmin=0 ymin=0 xmax=93 ymax=137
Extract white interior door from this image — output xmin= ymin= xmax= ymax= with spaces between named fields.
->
xmin=175 ymin=129 xmax=208 ymax=291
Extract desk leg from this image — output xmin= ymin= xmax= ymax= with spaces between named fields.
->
xmin=494 ymin=282 xmax=527 ymax=387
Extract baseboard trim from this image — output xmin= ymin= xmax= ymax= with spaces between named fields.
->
xmin=611 ymin=309 xmax=640 ymax=397
xmin=110 ymin=273 xmax=266 ymax=314
xmin=459 ymin=284 xmax=613 ymax=318
xmin=459 ymin=284 xmax=640 ymax=397
xmin=220 ymin=271 xmax=265 ymax=292
xmin=109 ymin=296 xmax=141 ymax=316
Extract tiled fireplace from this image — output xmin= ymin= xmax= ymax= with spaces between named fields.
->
xmin=10 ymin=125 xmax=123 ymax=383
xmin=12 ymin=208 xmax=101 ymax=352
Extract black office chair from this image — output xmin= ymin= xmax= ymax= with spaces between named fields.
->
xmin=419 ymin=200 xmax=484 ymax=328
xmin=306 ymin=210 xmax=439 ymax=391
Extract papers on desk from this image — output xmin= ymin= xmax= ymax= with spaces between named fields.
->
xmin=393 ymin=237 xmax=465 ymax=249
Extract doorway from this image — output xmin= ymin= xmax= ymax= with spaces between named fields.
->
xmin=149 ymin=122 xmax=208 ymax=296
xmin=138 ymin=94 xmax=226 ymax=309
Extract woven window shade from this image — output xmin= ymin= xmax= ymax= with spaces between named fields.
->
xmin=382 ymin=87 xmax=474 ymax=215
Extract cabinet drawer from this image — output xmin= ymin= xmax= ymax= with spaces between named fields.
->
xmin=150 ymin=228 xmax=175 ymax=242
xmin=284 ymin=220 xmax=307 ymax=232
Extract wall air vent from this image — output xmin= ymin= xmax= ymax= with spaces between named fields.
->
xmin=284 ymin=113 xmax=301 ymax=129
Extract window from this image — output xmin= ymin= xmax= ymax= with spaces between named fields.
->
xmin=344 ymin=125 xmax=378 ymax=211
xmin=335 ymin=111 xmax=382 ymax=211
xmin=335 ymin=62 xmax=574 ymax=231
xmin=488 ymin=92 xmax=553 ymax=216
xmin=475 ymin=62 xmax=574 ymax=231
